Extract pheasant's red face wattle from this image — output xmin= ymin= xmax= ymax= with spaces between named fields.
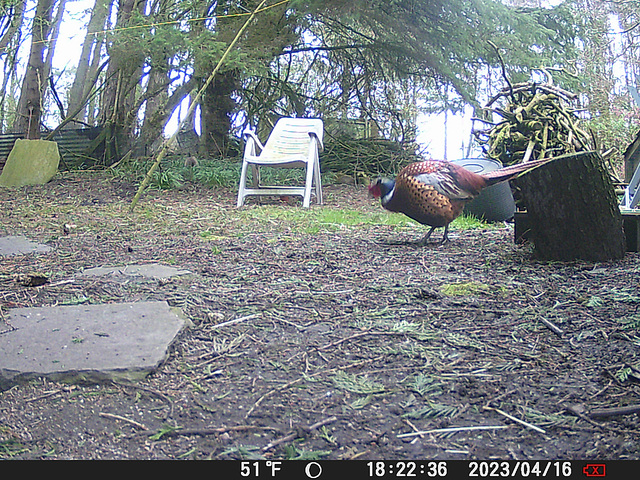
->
xmin=368 ymin=182 xmax=382 ymax=198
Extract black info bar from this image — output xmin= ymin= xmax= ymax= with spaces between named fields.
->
xmin=29 ymin=459 xmax=633 ymax=477
xmin=220 ymin=460 xmax=629 ymax=479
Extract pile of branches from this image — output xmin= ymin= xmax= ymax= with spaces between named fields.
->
xmin=321 ymin=136 xmax=422 ymax=179
xmin=473 ymin=82 xmax=597 ymax=166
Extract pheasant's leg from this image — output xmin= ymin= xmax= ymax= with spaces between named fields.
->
xmin=381 ymin=226 xmax=448 ymax=247
xmin=438 ymin=224 xmax=450 ymax=245
xmin=415 ymin=226 xmax=437 ymax=246
xmin=416 ymin=224 xmax=451 ymax=246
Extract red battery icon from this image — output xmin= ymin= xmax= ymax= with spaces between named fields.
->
xmin=583 ymin=464 xmax=606 ymax=477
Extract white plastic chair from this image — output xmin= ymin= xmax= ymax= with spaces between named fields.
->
xmin=621 ymin=159 xmax=640 ymax=209
xmin=236 ymin=118 xmax=324 ymax=208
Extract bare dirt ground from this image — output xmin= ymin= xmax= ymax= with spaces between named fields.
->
xmin=1 ymin=171 xmax=640 ymax=460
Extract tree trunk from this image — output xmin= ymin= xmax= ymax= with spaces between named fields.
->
xmin=86 ymin=23 xmax=107 ymax=126
xmin=515 ymin=151 xmax=626 ymax=262
xmin=0 ymin=0 xmax=26 ymax=54
xmin=98 ymin=0 xmax=146 ymax=161
xmin=136 ymin=66 xmax=170 ymax=156
xmin=0 ymin=0 xmax=27 ymax=129
xmin=43 ymin=0 xmax=68 ymax=122
xmin=13 ymin=0 xmax=55 ymax=138
xmin=43 ymin=0 xmax=67 ymax=82
xmin=67 ymin=0 xmax=110 ymax=126
xmin=200 ymin=69 xmax=238 ymax=157
xmin=133 ymin=76 xmax=197 ymax=156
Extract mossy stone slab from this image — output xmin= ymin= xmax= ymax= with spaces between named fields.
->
xmin=0 ymin=139 xmax=60 ymax=187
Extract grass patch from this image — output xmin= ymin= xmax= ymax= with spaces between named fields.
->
xmin=109 ymin=156 xmax=499 ymax=238
xmin=451 ymin=212 xmax=499 ymax=230
xmin=237 ymin=205 xmax=410 ymax=234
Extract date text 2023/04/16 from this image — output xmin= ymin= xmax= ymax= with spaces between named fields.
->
xmin=233 ymin=460 xmax=630 ymax=479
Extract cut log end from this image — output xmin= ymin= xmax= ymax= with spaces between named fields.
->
xmin=514 ymin=151 xmax=626 ymax=262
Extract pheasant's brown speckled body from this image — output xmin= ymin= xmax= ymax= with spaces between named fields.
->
xmin=369 ymin=158 xmax=550 ymax=245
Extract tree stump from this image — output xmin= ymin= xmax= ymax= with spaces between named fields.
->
xmin=514 ymin=151 xmax=625 ymax=262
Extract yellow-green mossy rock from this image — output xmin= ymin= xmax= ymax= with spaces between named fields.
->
xmin=0 ymin=139 xmax=60 ymax=187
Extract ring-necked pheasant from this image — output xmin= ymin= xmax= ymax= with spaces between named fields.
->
xmin=368 ymin=158 xmax=551 ymax=245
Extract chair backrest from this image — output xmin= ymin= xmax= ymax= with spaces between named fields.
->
xmin=261 ymin=118 xmax=323 ymax=161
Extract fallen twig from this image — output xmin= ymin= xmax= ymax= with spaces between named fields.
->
xmin=25 ymin=389 xmax=62 ymax=402
xmin=211 ymin=313 xmax=261 ymax=330
xmin=538 ymin=317 xmax=564 ymax=337
xmin=262 ymin=416 xmax=338 ymax=452
xmin=561 ymin=403 xmax=629 ymax=434
xmin=403 ymin=418 xmax=425 ymax=445
xmin=397 ymin=425 xmax=508 ymax=438
xmin=484 ymin=406 xmax=546 ymax=434
xmin=589 ymin=404 xmax=640 ymax=419
xmin=99 ymin=412 xmax=148 ymax=430
xmin=143 ymin=425 xmax=280 ymax=438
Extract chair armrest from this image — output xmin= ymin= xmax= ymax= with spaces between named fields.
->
xmin=244 ymin=130 xmax=265 ymax=153
xmin=309 ymin=131 xmax=324 ymax=153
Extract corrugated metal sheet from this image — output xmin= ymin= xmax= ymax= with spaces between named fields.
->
xmin=0 ymin=127 xmax=103 ymax=171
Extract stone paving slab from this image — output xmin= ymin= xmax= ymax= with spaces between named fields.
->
xmin=0 ymin=301 xmax=190 ymax=390
xmin=0 ymin=235 xmax=52 ymax=256
xmin=79 ymin=264 xmax=191 ymax=279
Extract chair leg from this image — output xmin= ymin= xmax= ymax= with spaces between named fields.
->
xmin=302 ymin=162 xmax=315 ymax=208
xmin=313 ymin=157 xmax=322 ymax=205
xmin=237 ymin=161 xmax=249 ymax=207
xmin=251 ymin=164 xmax=260 ymax=187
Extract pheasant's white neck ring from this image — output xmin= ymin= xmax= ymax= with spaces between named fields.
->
xmin=382 ymin=185 xmax=395 ymax=206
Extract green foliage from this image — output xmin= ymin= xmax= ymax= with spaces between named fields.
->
xmin=31 ymin=0 xmax=594 ymax=170
xmin=321 ymin=136 xmax=422 ymax=177
xmin=332 ymin=371 xmax=385 ymax=394
xmin=109 ymin=154 xmax=323 ymax=192
xmin=149 ymin=424 xmax=182 ymax=441
xmin=615 ymin=366 xmax=632 ymax=383
xmin=236 ymin=204 xmax=415 ymax=236
xmin=583 ymin=103 xmax=640 ymax=175
xmin=111 ymin=156 xmax=235 ymax=189
xmin=239 ymin=0 xmax=582 ymax=146
xmin=620 ymin=315 xmax=640 ymax=331
xmin=191 ymin=32 xmax=231 ymax=71
xmin=191 ymin=159 xmax=242 ymax=187
xmin=402 ymin=402 xmax=458 ymax=420
xmin=408 ymin=373 xmax=443 ymax=397
xmin=151 ymin=169 xmax=184 ymax=190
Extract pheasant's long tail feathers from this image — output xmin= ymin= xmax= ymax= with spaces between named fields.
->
xmin=482 ymin=157 xmax=552 ymax=186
